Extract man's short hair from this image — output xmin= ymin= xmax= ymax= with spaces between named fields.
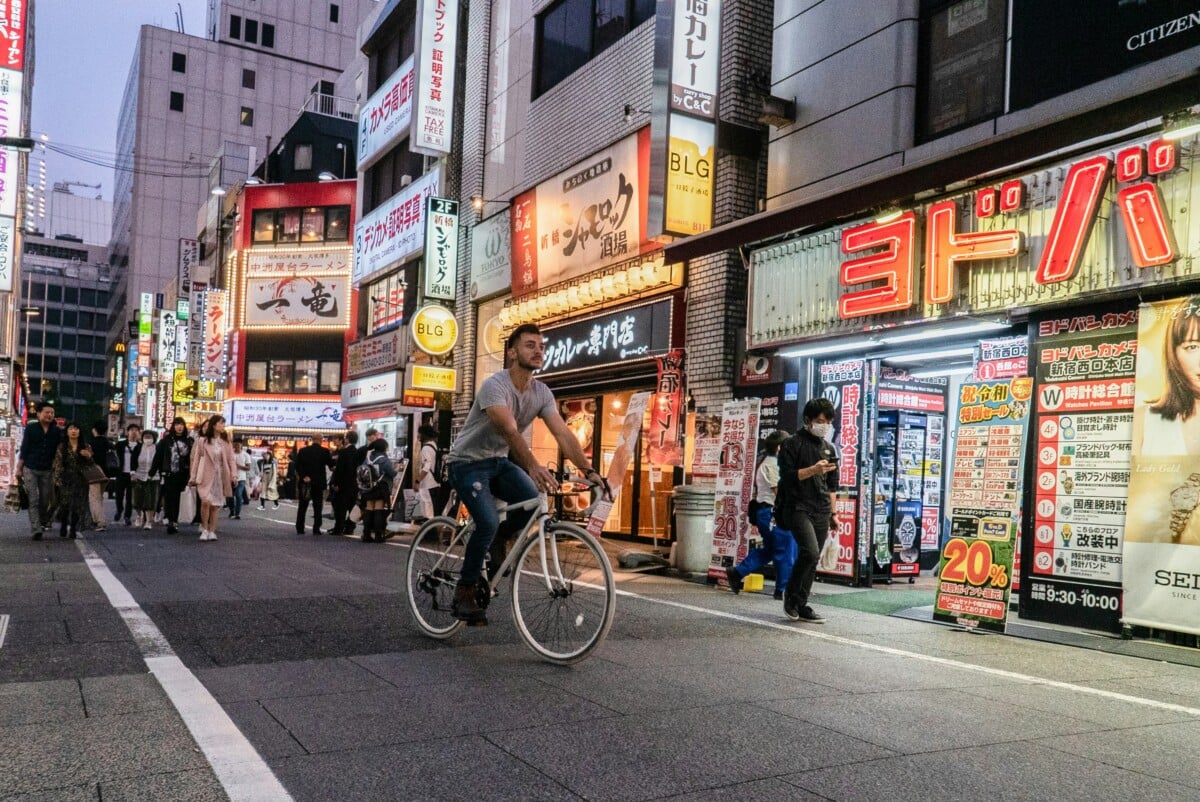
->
xmin=127 ymin=423 xmax=141 ymax=433
xmin=345 ymin=430 xmax=359 ymax=445
xmin=418 ymin=424 xmax=437 ymax=441
xmin=36 ymin=401 xmax=53 ymax=413
xmin=365 ymin=427 xmax=379 ymax=438
xmin=505 ymin=323 xmax=542 ymax=352
xmin=803 ymin=397 xmax=836 ymax=422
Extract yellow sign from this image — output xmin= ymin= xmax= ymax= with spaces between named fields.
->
xmin=172 ymin=369 xmax=197 ymax=404
xmin=665 ymin=116 xmax=715 ymax=235
xmin=197 ymin=380 xmax=217 ymax=400
xmin=410 ymin=364 xmax=457 ymax=391
xmin=411 ymin=304 xmax=459 ymax=356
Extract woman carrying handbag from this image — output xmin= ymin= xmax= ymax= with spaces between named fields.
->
xmin=52 ymin=422 xmax=94 ymax=539
xmin=153 ymin=417 xmax=194 ymax=534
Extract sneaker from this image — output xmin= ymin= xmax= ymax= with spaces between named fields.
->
xmin=783 ymin=595 xmax=802 ymax=621
xmin=451 ymin=583 xmax=488 ymax=625
xmin=113 ymin=513 xmax=121 ymax=522
xmin=31 ymin=530 xmax=42 ymax=541
xmin=124 ymin=518 xmax=132 ymax=526
xmin=167 ymin=524 xmax=178 ymax=534
xmin=198 ymin=530 xmax=208 ymax=541
xmin=797 ymin=606 xmax=825 ymax=624
xmin=143 ymin=521 xmax=152 ymax=530
xmin=725 ymin=566 xmax=743 ymax=595
xmin=208 ymin=531 xmax=218 ymax=541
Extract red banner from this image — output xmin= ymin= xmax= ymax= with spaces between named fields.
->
xmin=647 ymin=349 xmax=685 ymax=466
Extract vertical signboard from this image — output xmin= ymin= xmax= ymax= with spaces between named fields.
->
xmin=586 ymin=392 xmax=651 ymax=537
xmin=156 ymin=309 xmax=178 ymax=373
xmin=649 ymin=0 xmax=720 ymax=238
xmin=936 ymin=377 xmax=1033 ymax=631
xmin=137 ymin=292 xmax=154 ymax=372
xmin=816 ymin=359 xmax=867 ymax=581
xmin=201 ymin=289 xmax=228 ymax=384
xmin=356 ymin=55 xmax=416 ymax=171
xmin=1124 ymin=296 xmax=1200 ymax=637
xmin=410 ymin=0 xmax=459 ymax=155
xmin=0 ymin=215 xmax=12 ymax=292
xmin=647 ymin=349 xmax=686 ymax=466
xmin=177 ymin=239 xmax=198 ymax=295
xmin=0 ymin=3 xmax=25 ymax=291
xmin=186 ymin=283 xmax=207 ymax=380
xmin=1024 ymin=310 xmax=1136 ymax=631
xmin=423 ymin=197 xmax=459 ymax=300
xmin=469 ymin=210 xmax=511 ymax=301
xmin=709 ymin=398 xmax=760 ymax=581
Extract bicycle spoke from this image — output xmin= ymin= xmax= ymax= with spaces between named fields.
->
xmin=404 ymin=517 xmax=466 ymax=639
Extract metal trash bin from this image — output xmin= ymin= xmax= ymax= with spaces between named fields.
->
xmin=672 ymin=485 xmax=716 ymax=574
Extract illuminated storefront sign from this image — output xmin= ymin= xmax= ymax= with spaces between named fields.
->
xmin=227 ymin=400 xmax=346 ymax=431
xmin=241 ymin=275 xmax=350 ymax=328
xmin=0 ymin=215 xmax=12 ymax=293
xmin=748 ymin=134 xmax=1197 ymax=348
xmin=186 ymin=283 xmax=207 ymax=380
xmin=244 ymin=248 xmax=352 ymax=276
xmin=402 ymin=388 xmax=435 ymax=408
xmin=156 ymin=309 xmax=178 ymax=372
xmin=410 ymin=0 xmax=459 ymax=155
xmin=178 ymin=238 xmax=198 ymax=294
xmin=357 ymin=55 xmax=416 ymax=171
xmin=201 ymin=289 xmax=228 ymax=383
xmin=538 ymin=298 xmax=673 ymax=378
xmin=348 ymin=329 xmax=405 ymax=378
xmin=342 ymin=371 xmax=402 ymax=407
xmin=470 ymin=210 xmax=511 ymax=301
xmin=423 ymin=197 xmax=458 ymax=300
xmin=409 ymin=364 xmax=457 ymax=392
xmin=411 ymin=304 xmax=458 ymax=356
xmin=353 ymin=166 xmax=442 ymax=285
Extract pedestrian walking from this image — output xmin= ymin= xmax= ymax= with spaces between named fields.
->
xmin=130 ymin=430 xmax=159 ymax=530
xmin=775 ymin=398 xmax=840 ymax=623
xmin=294 ymin=437 xmax=332 ymax=535
xmin=257 ymin=449 xmax=280 ymax=508
xmin=87 ymin=421 xmax=111 ymax=532
xmin=16 ymin=402 xmax=64 ymax=540
xmin=153 ymin=417 xmax=193 ymax=534
xmin=228 ymin=439 xmax=253 ymax=519
xmin=415 ymin=424 xmax=440 ymax=521
xmin=52 ymin=422 xmax=94 ymax=540
xmin=329 ymin=430 xmax=359 ymax=535
xmin=358 ymin=437 xmax=397 ymax=543
xmin=726 ymin=430 xmax=796 ymax=600
xmin=189 ymin=415 xmax=237 ymax=542
xmin=113 ymin=423 xmax=141 ymax=525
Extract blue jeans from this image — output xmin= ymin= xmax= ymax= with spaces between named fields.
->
xmin=734 ymin=504 xmax=797 ymax=592
xmin=448 ymin=457 xmax=538 ymax=585
xmin=229 ymin=480 xmax=246 ymax=516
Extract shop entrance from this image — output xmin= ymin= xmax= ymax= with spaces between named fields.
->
xmin=531 ymin=389 xmax=672 ymax=542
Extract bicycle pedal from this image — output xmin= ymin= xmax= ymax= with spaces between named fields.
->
xmin=464 ymin=617 xmax=488 ymax=627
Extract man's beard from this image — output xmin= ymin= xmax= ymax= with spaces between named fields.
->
xmin=515 ymin=355 xmax=542 ymax=371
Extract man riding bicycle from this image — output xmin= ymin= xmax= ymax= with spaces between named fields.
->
xmin=446 ymin=323 xmax=606 ymax=624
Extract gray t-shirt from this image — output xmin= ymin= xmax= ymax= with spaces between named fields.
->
xmin=448 ymin=370 xmax=556 ymax=463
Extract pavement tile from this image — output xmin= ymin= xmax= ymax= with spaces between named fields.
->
xmin=261 ymin=676 xmax=618 ymax=753
xmin=220 ymin=700 xmax=308 ymax=758
xmin=655 ymin=777 xmax=825 ymax=801
xmin=1082 ymin=671 xmax=1200 ymax=710
xmin=591 ymin=636 xmax=777 ymax=668
xmin=958 ymin=680 xmax=1200 ymax=727
xmin=5 ymin=618 xmax=68 ymax=646
xmin=0 ymin=679 xmax=82 ymax=726
xmin=61 ymin=609 xmax=134 ymax=644
xmin=1035 ymin=720 xmax=1200 ymax=790
xmin=533 ymin=658 xmax=742 ymax=714
xmin=487 ymin=703 xmax=894 ymax=802
xmin=196 ymin=633 xmax=325 ymax=666
xmin=782 ymin=740 xmax=1200 ymax=801
xmin=95 ymin=768 xmax=229 ymax=802
xmin=350 ymin=643 xmax=571 ymax=688
xmin=80 ymin=674 xmax=172 ymax=718
xmin=957 ymin=647 xmax=1152 ymax=683
xmin=142 ymin=601 xmax=298 ymax=640
xmin=195 ymin=657 xmax=395 ymax=703
xmin=0 ymin=783 xmax=99 ymax=801
xmin=0 ymin=710 xmax=210 ymax=796
xmin=761 ymin=687 xmax=1102 ymax=753
xmin=273 ymin=735 xmax=578 ymax=802
xmin=0 ymin=641 xmax=147 ymax=683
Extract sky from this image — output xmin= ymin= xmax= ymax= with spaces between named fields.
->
xmin=31 ymin=1 xmax=208 ymax=200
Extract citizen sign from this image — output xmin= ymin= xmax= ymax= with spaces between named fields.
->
xmin=838 ymin=138 xmax=1179 ymax=319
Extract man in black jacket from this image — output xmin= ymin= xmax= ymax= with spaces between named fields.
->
xmin=294 ymin=437 xmax=332 ymax=535
xmin=113 ymin=423 xmax=141 ymax=526
xmin=775 ymin=397 xmax=839 ymax=624
xmin=329 ymin=430 xmax=359 ymax=536
xmin=16 ymin=402 xmax=64 ymax=539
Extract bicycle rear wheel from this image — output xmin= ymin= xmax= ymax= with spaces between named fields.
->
xmin=510 ymin=522 xmax=615 ymax=664
xmin=405 ymin=516 xmax=466 ymax=639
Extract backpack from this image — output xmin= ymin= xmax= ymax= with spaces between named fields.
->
xmin=356 ymin=453 xmax=386 ymax=495
xmin=422 ymin=443 xmax=446 ymax=485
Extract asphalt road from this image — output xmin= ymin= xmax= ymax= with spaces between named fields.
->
xmin=3 ymin=503 xmax=1200 ymax=801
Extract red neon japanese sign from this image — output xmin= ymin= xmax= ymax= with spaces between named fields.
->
xmin=838 ymin=139 xmax=1179 ymax=320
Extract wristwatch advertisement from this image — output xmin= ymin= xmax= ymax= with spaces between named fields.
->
xmin=1168 ymin=472 xmax=1200 ymax=543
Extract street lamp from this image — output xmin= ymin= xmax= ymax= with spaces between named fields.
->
xmin=336 ymin=142 xmax=347 ymax=178
xmin=318 ymin=171 xmax=337 ymax=181
xmin=0 ymin=137 xmax=34 ymax=152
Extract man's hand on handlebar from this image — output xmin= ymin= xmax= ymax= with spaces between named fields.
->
xmin=528 ymin=463 xmax=560 ymax=494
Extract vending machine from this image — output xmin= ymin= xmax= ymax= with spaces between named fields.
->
xmin=872 ymin=410 xmax=928 ymax=581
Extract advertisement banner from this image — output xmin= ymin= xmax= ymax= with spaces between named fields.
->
xmin=410 ymin=0 xmax=459 ymax=155
xmin=227 ymin=400 xmax=346 ymax=431
xmin=1124 ymin=296 xmax=1200 ymax=636
xmin=469 ymin=211 xmax=511 ymax=301
xmin=690 ymin=411 xmax=722 ymax=488
xmin=186 ymin=283 xmax=207 ymax=380
xmin=156 ymin=309 xmax=178 ymax=372
xmin=1025 ymin=311 xmax=1136 ymax=630
xmin=347 ymin=329 xmax=404 ymax=378
xmin=647 ymin=349 xmax=686 ymax=467
xmin=353 ymin=166 xmax=442 ymax=286
xmin=422 ymin=197 xmax=459 ymax=300
xmin=244 ymin=248 xmax=352 ymax=277
xmin=709 ymin=398 xmax=760 ymax=581
xmin=510 ymin=130 xmax=648 ymax=296
xmin=342 ymin=371 xmax=401 ymax=407
xmin=586 ymin=392 xmax=651 ymax=537
xmin=242 ymin=276 xmax=349 ymax=328
xmin=357 ymin=55 xmax=415 ymax=171
xmin=201 ymin=289 xmax=228 ymax=383
xmin=0 ymin=215 xmax=13 ymax=293
xmin=0 ymin=436 xmax=12 ymax=488
xmin=816 ymin=359 xmax=868 ymax=581
xmin=177 ymin=238 xmax=198 ymax=294
xmin=976 ymin=335 xmax=1029 ymax=380
xmin=172 ymin=368 xmax=196 ymax=405
xmin=0 ymin=146 xmax=17 ymax=218
xmin=669 ymin=0 xmax=719 ymax=118
xmin=539 ymin=298 xmax=672 ymax=378
xmin=0 ymin=0 xmax=29 ymax=72
xmin=0 ymin=69 xmax=23 ymax=143
xmin=936 ymin=377 xmax=1033 ymax=631
xmin=664 ymin=115 xmax=715 ymax=235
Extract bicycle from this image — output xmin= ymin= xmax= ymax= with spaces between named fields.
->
xmin=403 ymin=478 xmax=615 ymax=665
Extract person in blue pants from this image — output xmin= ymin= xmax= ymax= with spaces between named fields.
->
xmin=726 ymin=430 xmax=796 ymax=600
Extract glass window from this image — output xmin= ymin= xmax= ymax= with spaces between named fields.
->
xmin=80 ymin=288 xmax=97 ymax=307
xmin=63 ymin=311 xmax=78 ymax=327
xmin=172 ymin=52 xmax=186 ymax=73
xmin=594 ymin=0 xmax=627 ymax=52
xmin=242 ymin=68 xmax=256 ymax=89
xmin=230 ymin=14 xmax=241 ymax=39
xmin=79 ymin=312 xmax=94 ymax=330
xmin=43 ymin=356 xmax=58 ymax=372
xmin=98 ymin=291 xmax=110 ymax=307
xmin=64 ymin=287 xmax=78 ymax=304
xmin=916 ymin=0 xmax=1007 ymax=142
xmin=58 ymin=380 xmax=74 ymax=397
xmin=246 ymin=361 xmax=268 ymax=392
xmin=279 ymin=209 xmax=300 ymax=242
xmin=43 ymin=331 xmax=59 ymax=349
xmin=262 ymin=23 xmax=275 ymax=48
xmin=319 ymin=362 xmax=340 ymax=392
xmin=94 ymin=360 xmax=106 ymax=378
xmin=631 ymin=0 xmax=654 ymax=26
xmin=47 ymin=285 xmax=62 ymax=302
xmin=294 ymin=144 xmax=313 ymax=171
xmin=170 ymin=91 xmax=184 ymax=112
xmin=96 ymin=313 xmax=107 ymax=329
xmin=325 ymin=206 xmax=350 ymax=241
xmin=245 ymin=18 xmax=259 ymax=43
xmin=269 ymin=361 xmax=293 ymax=392
xmin=294 ymin=360 xmax=318 ymax=392
xmin=240 ymin=107 xmax=254 ymax=126
xmin=367 ymin=272 xmax=406 ymax=334
xmin=60 ymin=357 xmax=75 ymax=374
xmin=252 ymin=209 xmax=276 ymax=242
xmin=330 ymin=3 xmax=340 ymax=23
xmin=45 ymin=309 xmax=61 ymax=325
xmin=62 ymin=333 xmax=77 ymax=350
xmin=30 ymin=281 xmax=45 ymax=300
xmin=78 ymin=335 xmax=92 ymax=352
xmin=301 ymin=208 xmax=324 ymax=242
xmin=537 ymin=0 xmax=592 ymax=96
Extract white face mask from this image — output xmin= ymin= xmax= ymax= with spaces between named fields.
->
xmin=809 ymin=422 xmax=834 ymax=441
xmin=143 ymin=439 xmax=154 ymax=447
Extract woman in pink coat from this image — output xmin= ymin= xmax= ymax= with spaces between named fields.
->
xmin=189 ymin=415 xmax=237 ymax=542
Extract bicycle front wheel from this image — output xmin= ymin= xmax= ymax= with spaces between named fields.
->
xmin=510 ymin=522 xmax=615 ymax=664
xmin=405 ymin=516 xmax=466 ymax=639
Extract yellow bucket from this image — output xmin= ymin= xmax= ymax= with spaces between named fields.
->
xmin=742 ymin=573 xmax=764 ymax=592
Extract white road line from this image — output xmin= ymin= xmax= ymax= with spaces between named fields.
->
xmin=612 ymin=587 xmax=1200 ymax=718
xmin=75 ymin=538 xmax=294 ymax=802
xmin=0 ymin=614 xmax=8 ymax=650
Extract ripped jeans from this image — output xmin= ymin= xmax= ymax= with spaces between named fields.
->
xmin=447 ymin=457 xmax=538 ymax=585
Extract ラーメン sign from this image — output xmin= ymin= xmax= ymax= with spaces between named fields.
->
xmin=410 ymin=304 xmax=458 ymax=356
